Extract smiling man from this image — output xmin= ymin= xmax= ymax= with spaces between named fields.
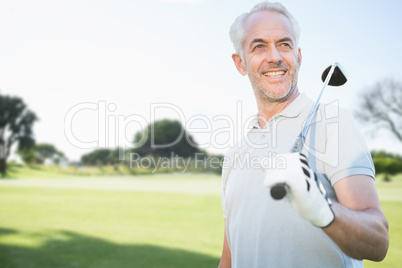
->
xmin=219 ymin=1 xmax=389 ymax=268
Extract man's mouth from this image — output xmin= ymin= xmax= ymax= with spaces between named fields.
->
xmin=263 ymin=71 xmax=286 ymax=78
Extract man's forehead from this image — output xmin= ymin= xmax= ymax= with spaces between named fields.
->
xmin=243 ymin=10 xmax=294 ymax=41
xmin=245 ymin=10 xmax=290 ymax=27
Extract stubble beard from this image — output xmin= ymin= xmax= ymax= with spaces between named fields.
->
xmin=248 ymin=66 xmax=299 ymax=103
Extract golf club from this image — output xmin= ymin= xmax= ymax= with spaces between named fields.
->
xmin=270 ymin=62 xmax=347 ymax=200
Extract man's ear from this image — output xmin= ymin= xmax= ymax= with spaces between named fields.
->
xmin=297 ymin=48 xmax=302 ymax=67
xmin=232 ymin=54 xmax=247 ymax=76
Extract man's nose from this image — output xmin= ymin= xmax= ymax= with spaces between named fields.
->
xmin=265 ymin=45 xmax=283 ymax=63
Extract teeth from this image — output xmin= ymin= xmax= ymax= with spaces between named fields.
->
xmin=264 ymin=71 xmax=285 ymax=78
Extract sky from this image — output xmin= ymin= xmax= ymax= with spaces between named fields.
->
xmin=1 ymin=0 xmax=402 ymax=161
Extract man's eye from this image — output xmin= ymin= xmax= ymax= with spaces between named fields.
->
xmin=280 ymin=43 xmax=292 ymax=48
xmin=278 ymin=43 xmax=293 ymax=51
xmin=254 ymin=44 xmax=264 ymax=49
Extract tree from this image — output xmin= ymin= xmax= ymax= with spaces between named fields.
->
xmin=18 ymin=143 xmax=67 ymax=165
xmin=17 ymin=148 xmax=39 ymax=164
xmin=34 ymin=143 xmax=66 ymax=164
xmin=132 ymin=119 xmax=200 ymax=158
xmin=0 ymin=94 xmax=38 ymax=176
xmin=81 ymin=148 xmax=119 ymax=166
xmin=356 ymin=79 xmax=402 ymax=142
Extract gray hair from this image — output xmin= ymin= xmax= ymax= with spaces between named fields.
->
xmin=229 ymin=1 xmax=301 ymax=58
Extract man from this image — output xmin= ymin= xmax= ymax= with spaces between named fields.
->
xmin=219 ymin=1 xmax=389 ymax=267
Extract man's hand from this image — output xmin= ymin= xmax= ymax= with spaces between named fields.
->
xmin=264 ymin=152 xmax=334 ymax=228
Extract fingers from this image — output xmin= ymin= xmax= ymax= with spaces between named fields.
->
xmin=263 ymin=152 xmax=335 ymax=227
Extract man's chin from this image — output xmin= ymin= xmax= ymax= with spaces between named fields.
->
xmin=262 ymin=87 xmax=294 ymax=102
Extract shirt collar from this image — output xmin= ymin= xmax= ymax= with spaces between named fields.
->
xmin=278 ymin=93 xmax=311 ymax=118
xmin=250 ymin=93 xmax=312 ymax=129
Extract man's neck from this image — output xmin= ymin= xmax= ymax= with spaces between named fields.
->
xmin=256 ymin=88 xmax=300 ymax=128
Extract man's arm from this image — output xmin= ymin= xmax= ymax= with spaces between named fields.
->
xmin=218 ymin=223 xmax=231 ymax=268
xmin=323 ymin=175 xmax=389 ymax=261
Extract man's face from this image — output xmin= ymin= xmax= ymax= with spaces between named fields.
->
xmin=234 ymin=11 xmax=302 ymax=102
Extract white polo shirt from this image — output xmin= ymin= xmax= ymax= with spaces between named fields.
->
xmin=221 ymin=93 xmax=374 ymax=268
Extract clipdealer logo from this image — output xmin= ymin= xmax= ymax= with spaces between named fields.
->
xmin=64 ymin=100 xmax=340 ymax=167
xmin=64 ymin=101 xmax=259 ymax=160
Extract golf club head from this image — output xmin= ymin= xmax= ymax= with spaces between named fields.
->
xmin=321 ymin=63 xmax=347 ymax=86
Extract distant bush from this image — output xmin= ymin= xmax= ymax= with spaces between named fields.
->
xmin=371 ymin=150 xmax=402 ymax=161
xmin=373 ymin=158 xmax=402 ymax=174
xmin=81 ymin=148 xmax=120 ymax=166
xmin=372 ymin=151 xmax=402 ymax=182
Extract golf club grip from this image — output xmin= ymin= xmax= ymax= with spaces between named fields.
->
xmin=270 ymin=183 xmax=288 ymax=200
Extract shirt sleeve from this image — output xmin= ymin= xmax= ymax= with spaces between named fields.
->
xmin=325 ymin=109 xmax=375 ymax=185
xmin=306 ymin=104 xmax=375 ymax=185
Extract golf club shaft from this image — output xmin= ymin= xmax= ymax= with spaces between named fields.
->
xmin=270 ymin=63 xmax=338 ymax=200
xmin=301 ymin=63 xmax=336 ymax=138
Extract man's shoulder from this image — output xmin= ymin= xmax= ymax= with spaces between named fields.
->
xmin=315 ymin=101 xmax=358 ymax=126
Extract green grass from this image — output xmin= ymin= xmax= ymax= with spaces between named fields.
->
xmin=375 ymin=173 xmax=402 ymax=184
xmin=4 ymin=160 xmax=222 ymax=179
xmin=4 ymin=163 xmax=135 ymax=178
xmin=0 ymin=175 xmax=223 ymax=268
xmin=0 ymin=172 xmax=401 ymax=267
xmin=363 ymin=183 xmax=402 ymax=268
